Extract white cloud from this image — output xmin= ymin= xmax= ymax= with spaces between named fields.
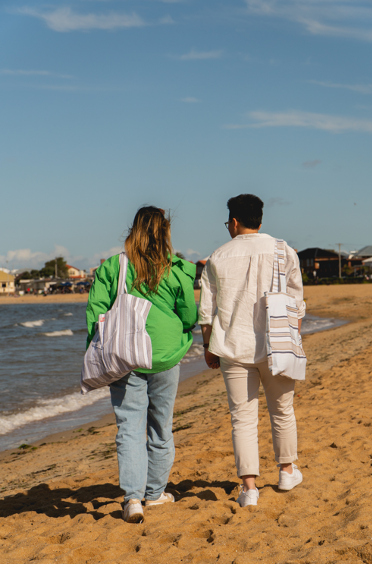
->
xmin=90 ymin=246 xmax=123 ymax=267
xmin=244 ymin=1 xmax=372 ymax=42
xmin=225 ymin=110 xmax=372 ymax=133
xmin=177 ymin=49 xmax=223 ymax=60
xmin=308 ymin=80 xmax=372 ymax=94
xmin=17 ymin=7 xmax=147 ymax=32
xmin=158 ymin=15 xmax=175 ymax=25
xmin=0 ymin=246 xmax=72 ymax=271
xmin=184 ymin=248 xmax=201 ymax=263
xmin=0 ymin=245 xmax=124 ymax=271
xmin=25 ymin=84 xmax=129 ymax=93
xmin=180 ymin=97 xmax=201 ymax=103
xmin=29 ymin=84 xmax=81 ymax=92
xmin=186 ymin=248 xmax=201 ymax=256
xmin=0 ymin=69 xmax=72 ymax=79
xmin=303 ymin=159 xmax=321 ymax=168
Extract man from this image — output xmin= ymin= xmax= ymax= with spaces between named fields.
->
xmin=198 ymin=194 xmax=305 ymax=507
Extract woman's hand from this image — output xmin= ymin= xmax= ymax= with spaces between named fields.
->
xmin=204 ymin=349 xmax=220 ymax=369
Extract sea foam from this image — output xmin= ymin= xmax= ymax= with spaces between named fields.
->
xmin=0 ymin=388 xmax=110 ymax=435
xmin=43 ymin=329 xmax=74 ymax=337
xmin=20 ymin=320 xmax=45 ymax=328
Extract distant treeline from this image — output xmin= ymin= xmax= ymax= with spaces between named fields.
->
xmin=16 ymin=257 xmax=68 ymax=281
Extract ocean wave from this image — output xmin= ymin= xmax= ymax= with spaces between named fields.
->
xmin=64 ymin=313 xmax=73 ymax=316
xmin=0 ymin=388 xmax=110 ymax=435
xmin=43 ymin=329 xmax=74 ymax=337
xmin=20 ymin=320 xmax=45 ymax=328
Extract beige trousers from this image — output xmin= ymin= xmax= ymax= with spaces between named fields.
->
xmin=220 ymin=358 xmax=298 ymax=477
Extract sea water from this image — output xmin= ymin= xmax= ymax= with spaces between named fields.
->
xmin=0 ymin=302 xmax=346 ymax=451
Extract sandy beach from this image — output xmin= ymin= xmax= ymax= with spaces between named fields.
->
xmin=0 ymin=294 xmax=89 ymax=306
xmin=1 ymin=284 xmax=372 ymax=563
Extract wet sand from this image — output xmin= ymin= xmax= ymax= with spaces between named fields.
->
xmin=1 ymin=284 xmax=372 ymax=563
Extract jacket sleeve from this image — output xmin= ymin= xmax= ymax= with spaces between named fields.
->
xmin=172 ymin=258 xmax=198 ymax=332
xmin=285 ymin=246 xmax=306 ymax=319
xmin=198 ymin=257 xmax=217 ymax=325
xmin=86 ymin=258 xmax=118 ymax=348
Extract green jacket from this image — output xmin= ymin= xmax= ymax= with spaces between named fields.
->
xmin=86 ymin=254 xmax=197 ymax=373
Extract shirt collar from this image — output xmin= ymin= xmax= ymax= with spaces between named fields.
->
xmin=234 ymin=233 xmax=270 ymax=240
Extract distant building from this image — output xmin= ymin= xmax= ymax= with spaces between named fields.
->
xmin=354 ymin=245 xmax=372 ymax=259
xmin=66 ymin=265 xmax=86 ymax=279
xmin=90 ymin=266 xmax=99 ymax=278
xmin=0 ymin=271 xmax=15 ymax=293
xmin=297 ymin=248 xmax=362 ymax=278
xmin=17 ymin=278 xmax=58 ymax=294
xmin=89 ymin=259 xmax=106 ymax=279
xmin=195 ymin=259 xmax=208 ymax=280
xmin=193 ymin=259 xmax=209 ymax=288
xmin=363 ymin=258 xmax=372 ymax=273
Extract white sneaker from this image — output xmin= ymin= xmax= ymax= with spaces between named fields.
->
xmin=122 ymin=499 xmax=144 ymax=523
xmin=236 ymin=486 xmax=259 ymax=507
xmin=278 ymin=464 xmax=303 ymax=491
xmin=145 ymin=492 xmax=175 ymax=506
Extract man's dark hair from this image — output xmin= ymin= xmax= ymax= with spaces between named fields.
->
xmin=227 ymin=194 xmax=264 ymax=229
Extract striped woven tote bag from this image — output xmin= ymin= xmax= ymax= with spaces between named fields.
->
xmin=81 ymin=253 xmax=152 ymax=394
xmin=265 ymin=239 xmax=306 ymax=381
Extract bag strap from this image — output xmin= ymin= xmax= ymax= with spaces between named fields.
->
xmin=272 ymin=239 xmax=287 ymax=293
xmin=117 ymin=252 xmax=128 ymax=296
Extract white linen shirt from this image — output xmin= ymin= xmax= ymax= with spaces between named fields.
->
xmin=198 ymin=233 xmax=306 ymax=364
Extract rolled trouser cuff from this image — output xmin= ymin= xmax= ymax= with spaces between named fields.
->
xmin=237 ymin=466 xmax=260 ymax=478
xmin=275 ymin=454 xmax=298 ymax=464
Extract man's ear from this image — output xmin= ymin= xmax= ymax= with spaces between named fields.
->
xmin=258 ymin=223 xmax=262 ymax=231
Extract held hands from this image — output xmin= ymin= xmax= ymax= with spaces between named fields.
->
xmin=204 ymin=348 xmax=220 ymax=369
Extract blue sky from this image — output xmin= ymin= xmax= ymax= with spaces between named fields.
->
xmin=1 ymin=0 xmax=372 ymax=270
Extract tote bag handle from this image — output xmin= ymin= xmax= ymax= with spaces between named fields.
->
xmin=272 ymin=239 xmax=287 ymax=294
xmin=117 ymin=252 xmax=129 ymax=297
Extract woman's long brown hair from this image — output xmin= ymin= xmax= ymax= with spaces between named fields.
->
xmin=125 ymin=206 xmax=172 ymax=294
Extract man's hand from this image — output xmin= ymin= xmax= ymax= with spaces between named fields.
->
xmin=204 ymin=348 xmax=220 ymax=369
xmin=201 ymin=324 xmax=219 ymax=368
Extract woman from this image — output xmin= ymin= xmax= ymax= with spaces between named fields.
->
xmin=86 ymin=206 xmax=197 ymax=523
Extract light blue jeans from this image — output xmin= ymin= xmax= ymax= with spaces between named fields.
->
xmin=110 ymin=364 xmax=180 ymax=502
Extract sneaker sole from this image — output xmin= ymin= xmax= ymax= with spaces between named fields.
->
xmin=278 ymin=475 xmax=303 ymax=491
xmin=122 ymin=511 xmax=144 ymax=523
xmin=145 ymin=499 xmax=174 ymax=506
xmin=238 ymin=501 xmax=258 ymax=507
xmin=237 ymin=495 xmax=259 ymax=507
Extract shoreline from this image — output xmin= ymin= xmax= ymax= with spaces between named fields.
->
xmin=0 ymin=368 xmax=212 ymax=462
xmin=0 ymin=311 xmax=345 ymax=455
xmin=0 ymin=289 xmax=201 ymax=306
xmin=0 ymin=285 xmax=354 ymax=455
